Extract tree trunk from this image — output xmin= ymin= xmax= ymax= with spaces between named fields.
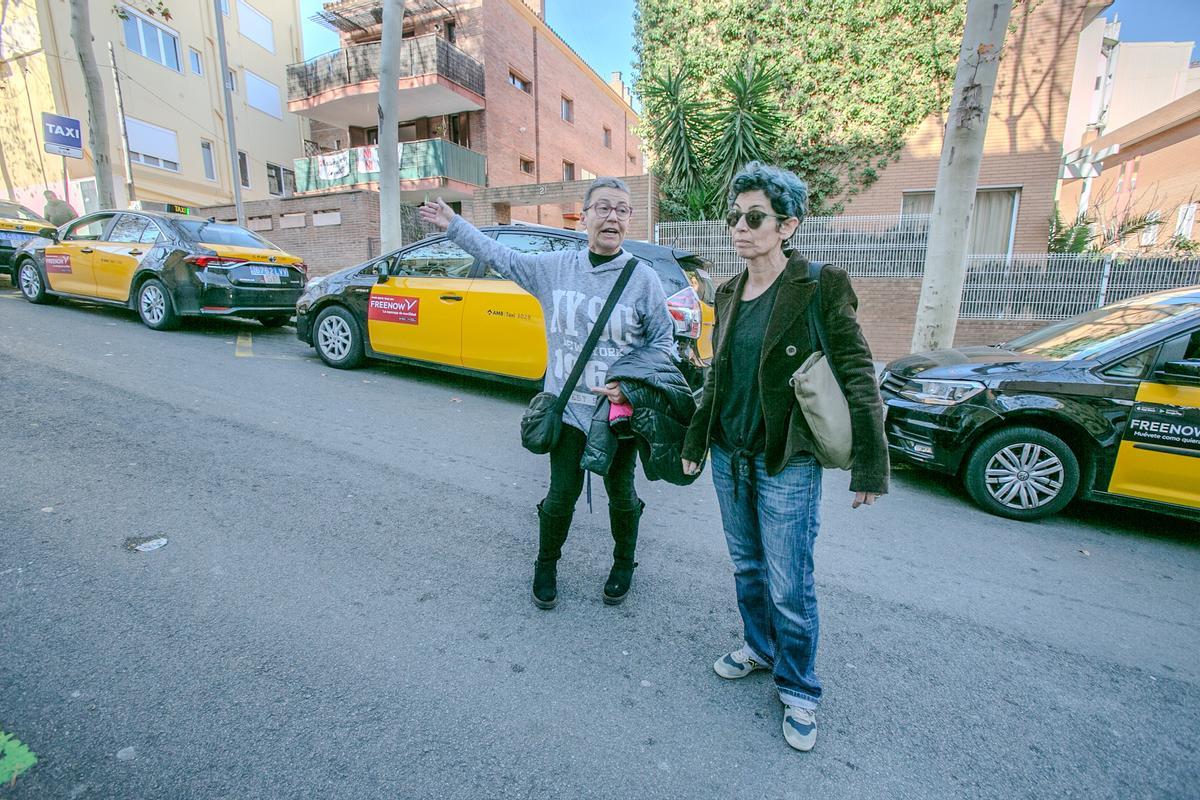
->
xmin=70 ymin=0 xmax=116 ymax=209
xmin=910 ymin=0 xmax=1014 ymax=353
xmin=378 ymin=0 xmax=406 ymax=253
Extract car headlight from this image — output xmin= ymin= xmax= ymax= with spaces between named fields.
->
xmin=898 ymin=379 xmax=986 ymax=406
xmin=304 ymin=275 xmax=327 ymax=291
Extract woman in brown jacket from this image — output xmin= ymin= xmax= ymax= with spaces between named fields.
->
xmin=681 ymin=161 xmax=889 ymax=752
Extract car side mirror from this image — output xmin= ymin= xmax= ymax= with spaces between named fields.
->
xmin=1155 ymin=360 xmax=1200 ymax=387
xmin=38 ymin=226 xmax=58 ymax=241
xmin=376 ymin=263 xmax=390 ymax=283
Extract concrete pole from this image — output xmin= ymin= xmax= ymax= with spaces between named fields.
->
xmin=70 ymin=0 xmax=116 ymax=208
xmin=911 ymin=0 xmax=1014 ymax=353
xmin=378 ymin=0 xmax=407 ymax=253
xmin=213 ymin=0 xmax=245 ymax=226
xmin=108 ymin=42 xmax=136 ymax=204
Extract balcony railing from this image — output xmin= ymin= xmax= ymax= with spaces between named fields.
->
xmin=293 ymin=139 xmax=487 ymax=194
xmin=287 ymin=35 xmax=486 ymax=102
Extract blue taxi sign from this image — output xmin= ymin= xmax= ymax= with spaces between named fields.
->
xmin=42 ymin=112 xmax=83 ymax=159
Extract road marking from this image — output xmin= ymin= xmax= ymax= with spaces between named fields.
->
xmin=235 ymin=333 xmax=253 ymax=358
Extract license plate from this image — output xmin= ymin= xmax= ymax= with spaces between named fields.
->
xmin=250 ymin=266 xmax=289 ymax=277
xmin=0 ymin=230 xmax=32 ymax=245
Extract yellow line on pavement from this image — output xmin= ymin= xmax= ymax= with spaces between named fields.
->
xmin=235 ymin=333 xmax=254 ymax=358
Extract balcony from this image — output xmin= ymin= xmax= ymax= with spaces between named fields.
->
xmin=293 ymin=138 xmax=487 ymax=201
xmin=286 ymin=35 xmax=486 ymax=126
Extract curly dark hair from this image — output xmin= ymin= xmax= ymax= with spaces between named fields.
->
xmin=728 ymin=161 xmax=809 ymax=221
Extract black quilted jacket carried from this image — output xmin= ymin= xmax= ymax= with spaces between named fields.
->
xmin=581 ymin=347 xmax=701 ymax=486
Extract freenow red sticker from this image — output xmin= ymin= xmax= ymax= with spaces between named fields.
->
xmin=45 ymin=253 xmax=72 ymax=273
xmin=368 ymin=294 xmax=419 ymax=325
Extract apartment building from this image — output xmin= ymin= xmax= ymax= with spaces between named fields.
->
xmin=843 ymin=0 xmax=1111 ymax=256
xmin=285 ymin=0 xmax=643 ymax=227
xmin=0 ymin=0 xmax=308 ymax=215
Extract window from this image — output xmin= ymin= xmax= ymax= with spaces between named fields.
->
xmin=519 ymin=157 xmax=534 ymax=175
xmin=121 ymin=7 xmax=180 ymax=71
xmin=283 ymin=168 xmax=296 ymax=196
xmin=508 ymin=70 xmax=531 ymax=94
xmin=200 ymin=140 xmax=216 ymax=181
xmin=238 ymin=151 xmax=250 ymax=188
xmin=603 ymin=125 xmax=612 ymax=149
xmin=399 ymin=124 xmax=417 ymax=142
xmin=189 ymin=47 xmax=202 ymax=75
xmin=561 ymin=95 xmax=574 ymax=123
xmin=562 ymin=160 xmax=575 ymax=182
xmin=313 ymin=210 xmax=342 ymax=227
xmin=63 ymin=215 xmax=113 ymax=241
xmin=125 ymin=116 xmax=180 ymax=172
xmin=902 ymin=189 xmax=1019 ymax=255
xmin=237 ymin=0 xmax=275 ymax=53
xmin=0 ymin=201 xmax=45 ymax=221
xmin=108 ymin=214 xmax=150 ymax=243
xmin=1102 ymin=347 xmax=1159 ymax=381
xmin=226 ymin=69 xmax=238 ymax=93
xmin=364 ymin=126 xmax=379 ymax=145
xmin=1141 ymin=211 xmax=1162 ymax=247
xmin=1176 ymin=203 xmax=1198 ymax=239
xmin=175 ymin=220 xmax=274 ymax=248
xmin=392 ymin=238 xmax=475 ymax=278
xmin=266 ymin=163 xmax=285 ymax=196
xmin=485 ymin=232 xmax=581 ymax=279
xmin=245 ymin=70 xmax=282 ymax=119
xmin=444 ymin=21 xmax=456 ymax=44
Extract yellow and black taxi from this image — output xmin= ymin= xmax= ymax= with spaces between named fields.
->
xmin=14 ymin=210 xmax=306 ymax=330
xmin=880 ymin=286 xmax=1200 ymax=522
xmin=0 ymin=201 xmax=54 ymax=279
xmin=295 ymin=224 xmax=715 ymax=387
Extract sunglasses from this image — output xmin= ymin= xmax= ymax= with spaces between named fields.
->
xmin=725 ymin=209 xmax=790 ymax=229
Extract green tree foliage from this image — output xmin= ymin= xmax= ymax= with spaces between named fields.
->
xmin=0 ymin=730 xmax=38 ymax=787
xmin=635 ymin=0 xmax=966 ymax=216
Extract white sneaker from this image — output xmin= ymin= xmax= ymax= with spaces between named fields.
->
xmin=782 ymin=706 xmax=817 ymax=751
xmin=713 ymin=646 xmax=768 ymax=679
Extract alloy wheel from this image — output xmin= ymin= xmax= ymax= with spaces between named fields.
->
xmin=140 ymin=283 xmax=166 ymax=325
xmin=983 ymin=443 xmax=1065 ymax=511
xmin=19 ymin=263 xmax=40 ymax=298
xmin=317 ymin=315 xmax=352 ymax=360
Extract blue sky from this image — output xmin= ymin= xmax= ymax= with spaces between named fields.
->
xmin=298 ymin=1 xmax=1199 ymax=86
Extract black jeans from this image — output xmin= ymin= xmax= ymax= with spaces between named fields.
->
xmin=543 ymin=424 xmax=640 ymax=516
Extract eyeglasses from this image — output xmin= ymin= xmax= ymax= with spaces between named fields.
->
xmin=725 ymin=209 xmax=790 ymax=229
xmin=586 ymin=202 xmax=634 ymax=220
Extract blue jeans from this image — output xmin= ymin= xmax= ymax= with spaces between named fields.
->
xmin=710 ymin=444 xmax=823 ymax=710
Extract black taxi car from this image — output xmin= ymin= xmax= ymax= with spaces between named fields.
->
xmin=14 ymin=210 xmax=306 ymax=330
xmin=881 ymin=286 xmax=1200 ymax=521
xmin=0 ymin=200 xmax=54 ymax=278
xmin=294 ymin=224 xmax=715 ymax=388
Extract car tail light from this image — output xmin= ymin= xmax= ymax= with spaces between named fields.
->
xmin=665 ymin=286 xmax=702 ymax=339
xmin=293 ymin=261 xmax=308 ymax=278
xmin=184 ymin=255 xmax=242 ymax=273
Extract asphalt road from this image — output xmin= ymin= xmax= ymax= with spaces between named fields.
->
xmin=1 ymin=283 xmax=1198 ymax=800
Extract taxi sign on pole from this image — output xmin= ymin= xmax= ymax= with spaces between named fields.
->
xmin=42 ymin=112 xmax=83 ymax=159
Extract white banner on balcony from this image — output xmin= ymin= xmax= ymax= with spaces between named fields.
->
xmin=354 ymin=143 xmax=405 ymax=175
xmin=317 ymin=150 xmax=350 ymax=180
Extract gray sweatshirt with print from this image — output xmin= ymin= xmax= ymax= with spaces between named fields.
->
xmin=447 ymin=216 xmax=675 ymax=433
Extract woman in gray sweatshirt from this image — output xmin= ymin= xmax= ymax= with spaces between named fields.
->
xmin=420 ymin=177 xmax=675 ymax=610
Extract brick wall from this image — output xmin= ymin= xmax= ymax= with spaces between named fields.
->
xmin=197 ymin=192 xmax=381 ymax=277
xmin=844 ymin=0 xmax=1098 ymax=254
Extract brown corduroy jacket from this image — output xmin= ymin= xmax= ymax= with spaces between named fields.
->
xmin=682 ymin=253 xmax=890 ymax=495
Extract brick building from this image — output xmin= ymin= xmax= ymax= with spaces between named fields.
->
xmin=284 ymin=0 xmax=643 ymax=226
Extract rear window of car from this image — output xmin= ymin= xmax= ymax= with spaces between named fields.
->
xmin=1006 ymin=298 xmax=1200 ymax=360
xmin=0 ymin=202 xmax=45 ymax=222
xmin=174 ymin=220 xmax=278 ymax=250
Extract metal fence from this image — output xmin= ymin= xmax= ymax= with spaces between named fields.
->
xmin=960 ymin=254 xmax=1200 ymax=320
xmin=655 ymin=214 xmax=1200 ymax=321
xmin=655 ymin=214 xmax=930 ymax=279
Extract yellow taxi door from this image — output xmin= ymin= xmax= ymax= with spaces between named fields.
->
xmin=366 ymin=238 xmax=474 ymax=366
xmin=460 ymin=231 xmax=580 ymax=379
xmin=43 ymin=214 xmax=113 ymax=296
xmin=93 ymin=214 xmax=160 ymax=301
xmin=1106 ymin=330 xmax=1200 ymax=510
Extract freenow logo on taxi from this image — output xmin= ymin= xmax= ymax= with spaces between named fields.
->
xmin=368 ymin=295 xmax=419 ymax=325
xmin=45 ymin=253 xmax=71 ymax=273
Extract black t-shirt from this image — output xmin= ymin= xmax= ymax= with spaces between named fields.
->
xmin=588 ymin=250 xmax=621 ymax=268
xmin=714 ymin=274 xmax=783 ymax=454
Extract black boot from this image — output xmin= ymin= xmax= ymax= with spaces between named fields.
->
xmin=533 ymin=501 xmax=572 ymax=609
xmin=603 ymin=500 xmax=644 ymax=605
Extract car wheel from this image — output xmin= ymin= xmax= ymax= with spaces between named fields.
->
xmin=137 ymin=278 xmax=180 ymax=331
xmin=259 ymin=314 xmax=291 ymax=328
xmin=963 ymin=426 xmax=1080 ymax=521
xmin=313 ymin=305 xmax=365 ymax=368
xmin=17 ymin=260 xmax=53 ymax=304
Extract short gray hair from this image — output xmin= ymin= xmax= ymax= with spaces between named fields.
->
xmin=583 ymin=176 xmax=631 ymax=209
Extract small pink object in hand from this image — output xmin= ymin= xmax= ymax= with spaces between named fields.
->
xmin=609 ymin=400 xmax=634 ymax=435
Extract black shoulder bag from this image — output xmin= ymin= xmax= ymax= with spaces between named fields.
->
xmin=520 ymin=257 xmax=639 ymax=454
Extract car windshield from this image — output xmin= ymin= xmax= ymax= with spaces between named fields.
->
xmin=1004 ymin=294 xmax=1200 ymax=359
xmin=0 ymin=201 xmax=46 ymax=222
xmin=174 ymin=219 xmax=277 ymax=250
